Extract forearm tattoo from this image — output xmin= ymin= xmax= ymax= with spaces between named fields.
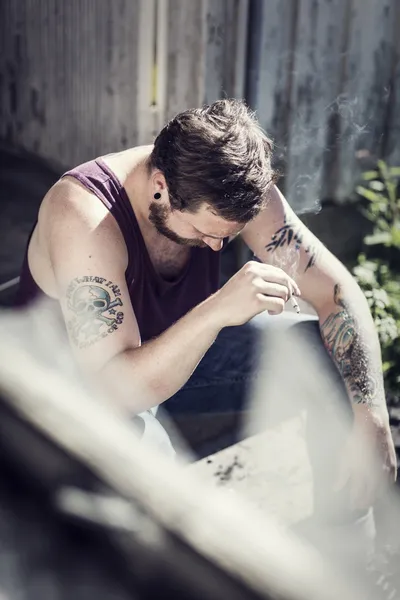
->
xmin=320 ymin=284 xmax=383 ymax=408
xmin=265 ymin=216 xmax=318 ymax=272
xmin=66 ymin=276 xmax=125 ymax=349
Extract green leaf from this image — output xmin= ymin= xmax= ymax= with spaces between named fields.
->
xmin=362 ymin=170 xmax=379 ymax=181
xmin=369 ymin=180 xmax=385 ymax=192
xmin=382 ymin=361 xmax=394 ymax=373
xmin=389 ymin=167 xmax=400 ymax=177
xmin=354 ymin=164 xmax=400 ymax=398
xmin=390 ymin=226 xmax=400 ymax=247
xmin=373 ymin=288 xmax=390 ymax=304
xmin=364 ymin=231 xmax=392 ymax=245
xmin=377 ymin=217 xmax=391 ymax=231
xmin=356 ymin=185 xmax=380 ymax=202
xmin=378 ymin=160 xmax=390 ymax=181
xmin=353 ymin=264 xmax=378 ymax=286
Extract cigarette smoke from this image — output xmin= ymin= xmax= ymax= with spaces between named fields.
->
xmin=268 ymin=244 xmax=301 ymax=282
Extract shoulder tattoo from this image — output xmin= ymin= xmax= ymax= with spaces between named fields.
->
xmin=65 ymin=276 xmax=125 ymax=349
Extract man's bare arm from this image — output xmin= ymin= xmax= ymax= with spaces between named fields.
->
xmin=46 ymin=180 xmax=297 ymax=412
xmin=241 ymin=185 xmax=387 ymax=416
xmin=43 ymin=179 xmax=226 ymax=412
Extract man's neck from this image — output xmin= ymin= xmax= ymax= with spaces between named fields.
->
xmin=121 ymin=147 xmax=154 ymax=225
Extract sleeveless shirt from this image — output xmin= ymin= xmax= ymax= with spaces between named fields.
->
xmin=15 ymin=158 xmax=222 ymax=342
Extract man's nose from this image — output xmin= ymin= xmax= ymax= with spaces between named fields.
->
xmin=204 ymin=237 xmax=223 ymax=251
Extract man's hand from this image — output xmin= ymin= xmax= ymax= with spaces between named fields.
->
xmin=211 ymin=260 xmax=301 ymax=327
xmin=334 ymin=407 xmax=397 ymax=509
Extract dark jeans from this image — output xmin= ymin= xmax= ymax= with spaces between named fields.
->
xmin=163 ymin=314 xmax=263 ymax=453
xmin=164 ymin=313 xmax=347 ymax=457
xmin=162 ymin=312 xmax=376 ymax=567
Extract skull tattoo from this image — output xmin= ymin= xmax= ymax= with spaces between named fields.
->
xmin=69 ymin=285 xmax=122 ymax=338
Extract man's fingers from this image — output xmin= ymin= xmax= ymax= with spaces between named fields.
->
xmin=252 ymin=278 xmax=292 ymax=301
xmin=265 ymin=270 xmax=301 ymax=297
xmin=256 ymin=294 xmax=285 ymax=315
xmin=247 ymin=262 xmax=301 ymax=296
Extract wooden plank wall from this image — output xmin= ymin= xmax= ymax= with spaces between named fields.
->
xmin=336 ymin=0 xmax=396 ymax=201
xmin=1 ymin=0 xmax=400 ymax=211
xmin=385 ymin=0 xmax=400 ymax=167
xmin=247 ymin=0 xmax=297 ymax=168
xmin=0 ymin=0 xmax=143 ymax=169
xmin=164 ymin=0 xmax=248 ymax=119
xmin=252 ymin=0 xmax=400 ymax=210
xmin=284 ymin=0 xmax=348 ymax=209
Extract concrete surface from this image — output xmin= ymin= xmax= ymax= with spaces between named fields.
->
xmin=191 ymin=414 xmax=313 ymax=527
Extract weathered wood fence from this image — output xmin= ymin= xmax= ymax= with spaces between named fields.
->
xmin=1 ymin=0 xmax=400 ymax=211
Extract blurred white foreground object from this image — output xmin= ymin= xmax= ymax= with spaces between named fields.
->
xmin=0 ymin=301 xmax=366 ymax=600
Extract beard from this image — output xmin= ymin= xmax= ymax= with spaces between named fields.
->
xmin=148 ymin=201 xmax=207 ymax=247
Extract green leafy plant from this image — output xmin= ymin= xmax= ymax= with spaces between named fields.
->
xmin=353 ymin=161 xmax=400 ymax=400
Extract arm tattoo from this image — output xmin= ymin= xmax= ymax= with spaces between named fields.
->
xmin=66 ymin=276 xmax=125 ymax=349
xmin=320 ymin=284 xmax=382 ymax=408
xmin=265 ymin=215 xmax=318 ymax=272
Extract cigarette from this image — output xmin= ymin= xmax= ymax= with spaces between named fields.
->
xmin=290 ymin=295 xmax=301 ymax=314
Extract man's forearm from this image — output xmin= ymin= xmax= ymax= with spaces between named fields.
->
xmin=319 ymin=280 xmax=387 ymax=413
xmin=103 ymin=296 xmax=223 ymax=412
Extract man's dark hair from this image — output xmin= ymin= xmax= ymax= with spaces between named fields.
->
xmin=149 ymin=99 xmax=277 ymax=223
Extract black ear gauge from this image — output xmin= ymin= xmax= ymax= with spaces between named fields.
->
xmin=154 ymin=192 xmax=161 ymax=200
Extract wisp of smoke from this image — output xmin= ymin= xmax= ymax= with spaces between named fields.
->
xmin=267 ymin=243 xmax=301 ymax=282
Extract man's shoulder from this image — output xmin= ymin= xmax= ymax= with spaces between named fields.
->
xmin=42 ymin=177 xmax=108 ymax=227
xmin=39 ymin=177 xmax=123 ymax=252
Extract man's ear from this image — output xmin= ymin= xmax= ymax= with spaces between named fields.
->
xmin=151 ymin=170 xmax=168 ymax=193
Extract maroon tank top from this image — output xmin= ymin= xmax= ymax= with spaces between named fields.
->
xmin=16 ymin=158 xmax=222 ymax=342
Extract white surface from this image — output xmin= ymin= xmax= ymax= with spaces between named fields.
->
xmin=192 ymin=415 xmax=313 ymax=526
